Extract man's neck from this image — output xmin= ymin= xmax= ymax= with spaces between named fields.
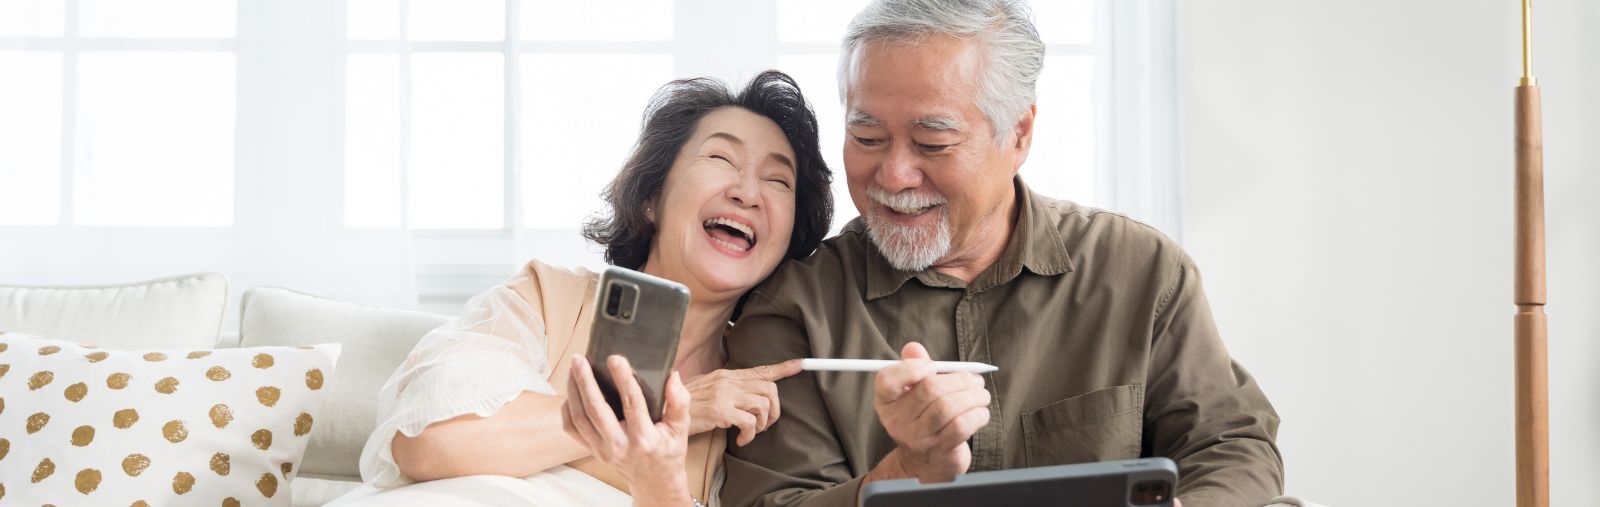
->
xmin=932 ymin=189 xmax=1019 ymax=284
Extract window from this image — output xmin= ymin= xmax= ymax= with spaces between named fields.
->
xmin=0 ymin=0 xmax=1177 ymax=312
xmin=341 ymin=0 xmax=674 ymax=230
xmin=0 ymin=0 xmax=236 ymax=227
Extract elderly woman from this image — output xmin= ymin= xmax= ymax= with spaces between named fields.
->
xmin=330 ymin=70 xmax=831 ymax=506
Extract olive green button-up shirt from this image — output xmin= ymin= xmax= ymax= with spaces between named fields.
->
xmin=721 ymin=179 xmax=1283 ymax=507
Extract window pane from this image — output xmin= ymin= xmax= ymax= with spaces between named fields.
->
xmin=778 ymin=1 xmax=1093 ymax=46
xmin=1034 ymin=0 xmax=1093 ymax=45
xmin=347 ymin=0 xmax=400 ymax=40
xmin=520 ymin=54 xmax=671 ymax=229
xmin=776 ymin=53 xmax=855 ymax=233
xmin=344 ymin=55 xmax=403 ymax=228
xmin=777 ymin=0 xmax=863 ymax=44
xmin=0 ymin=51 xmax=63 ymax=225
xmin=74 ymin=52 xmax=234 ymax=226
xmin=78 ymin=0 xmax=235 ymax=38
xmin=0 ymin=0 xmax=64 ymax=37
xmin=409 ymin=0 xmax=502 ymax=41
xmin=410 ymin=53 xmax=503 ymax=229
xmin=522 ymin=1 xmax=672 ymax=41
xmin=1022 ymin=55 xmax=1095 ymax=205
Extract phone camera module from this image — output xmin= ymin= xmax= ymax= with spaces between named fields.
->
xmin=604 ymin=282 xmax=638 ymax=322
xmin=1130 ymin=480 xmax=1172 ymax=505
xmin=605 ymin=285 xmax=623 ymax=317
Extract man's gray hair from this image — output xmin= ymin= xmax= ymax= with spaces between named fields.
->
xmin=838 ymin=0 xmax=1045 ymax=143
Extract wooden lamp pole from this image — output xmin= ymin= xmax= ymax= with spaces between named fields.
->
xmin=1513 ymin=0 xmax=1549 ymax=506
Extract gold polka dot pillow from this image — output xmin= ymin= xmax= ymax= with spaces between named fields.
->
xmin=0 ymin=333 xmax=340 ymax=506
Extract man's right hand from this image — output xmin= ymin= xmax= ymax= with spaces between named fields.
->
xmin=869 ymin=342 xmax=992 ymax=484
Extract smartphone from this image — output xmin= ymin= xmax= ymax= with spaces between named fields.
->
xmin=585 ymin=266 xmax=690 ymax=422
xmin=860 ymin=457 xmax=1178 ymax=507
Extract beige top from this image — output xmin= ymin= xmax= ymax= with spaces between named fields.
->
xmin=358 ymin=259 xmax=725 ymax=502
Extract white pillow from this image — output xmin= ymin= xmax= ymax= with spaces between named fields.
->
xmin=0 ymin=333 xmax=340 ymax=506
xmin=0 ymin=273 xmax=229 ymax=350
xmin=239 ymin=287 xmax=450 ymax=487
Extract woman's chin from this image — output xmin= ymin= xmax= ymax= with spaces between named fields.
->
xmin=686 ymin=264 xmax=767 ymax=298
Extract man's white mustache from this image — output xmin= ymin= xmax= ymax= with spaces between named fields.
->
xmin=867 ymin=187 xmax=948 ymax=210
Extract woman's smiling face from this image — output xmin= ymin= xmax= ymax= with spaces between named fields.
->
xmin=644 ymin=106 xmax=798 ymax=303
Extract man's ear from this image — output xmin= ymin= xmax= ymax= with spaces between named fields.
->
xmin=1009 ymin=104 xmax=1037 ymax=174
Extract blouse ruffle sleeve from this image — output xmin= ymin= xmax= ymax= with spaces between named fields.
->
xmin=357 ymin=263 xmax=584 ymax=488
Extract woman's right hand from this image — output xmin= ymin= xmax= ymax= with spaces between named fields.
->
xmin=683 ymin=359 xmax=804 ymax=446
xmin=562 ymin=354 xmax=694 ymax=507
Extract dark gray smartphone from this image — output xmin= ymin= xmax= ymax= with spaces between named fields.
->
xmin=585 ymin=266 xmax=690 ymax=422
xmin=860 ymin=457 xmax=1178 ymax=507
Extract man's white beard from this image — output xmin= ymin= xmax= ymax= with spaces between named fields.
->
xmin=863 ymin=188 xmax=952 ymax=272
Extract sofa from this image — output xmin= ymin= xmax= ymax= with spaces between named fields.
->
xmin=0 ymin=272 xmax=450 ymax=506
xmin=1 ymin=273 xmax=1322 ymax=507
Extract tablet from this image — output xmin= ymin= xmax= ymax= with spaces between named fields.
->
xmin=860 ymin=458 xmax=1178 ymax=507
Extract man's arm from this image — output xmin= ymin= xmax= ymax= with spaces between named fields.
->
xmin=1144 ymin=253 xmax=1285 ymax=506
xmin=721 ymin=291 xmax=869 ymax=507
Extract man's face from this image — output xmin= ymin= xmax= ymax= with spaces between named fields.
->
xmin=842 ymin=35 xmax=1030 ymax=272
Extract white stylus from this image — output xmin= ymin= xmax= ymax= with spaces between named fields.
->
xmin=800 ymin=358 xmax=999 ymax=374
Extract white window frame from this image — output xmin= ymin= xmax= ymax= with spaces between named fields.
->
xmin=0 ymin=0 xmax=1178 ymax=312
xmin=415 ymin=0 xmax=1182 ymax=302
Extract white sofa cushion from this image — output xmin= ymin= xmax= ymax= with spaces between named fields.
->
xmin=0 ymin=272 xmax=229 ymax=350
xmin=238 ymin=287 xmax=449 ymax=492
xmin=0 ymin=333 xmax=340 ymax=506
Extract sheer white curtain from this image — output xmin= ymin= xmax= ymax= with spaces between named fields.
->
xmin=0 ymin=0 xmax=1176 ymax=318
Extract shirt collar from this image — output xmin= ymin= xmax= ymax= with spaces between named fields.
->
xmin=865 ymin=177 xmax=1074 ymax=300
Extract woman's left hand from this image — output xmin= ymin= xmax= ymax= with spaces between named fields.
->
xmin=562 ymin=354 xmax=694 ymax=507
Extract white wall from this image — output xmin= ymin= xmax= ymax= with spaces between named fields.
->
xmin=1178 ymin=1 xmax=1598 ymax=505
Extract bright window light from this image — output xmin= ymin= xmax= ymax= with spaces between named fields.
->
xmin=1034 ymin=0 xmax=1094 ymax=45
xmin=0 ymin=0 xmax=64 ymax=37
xmin=344 ymin=54 xmax=404 ymax=228
xmin=408 ymin=0 xmax=503 ymax=41
xmin=73 ymin=51 xmax=235 ymax=226
xmin=1024 ymin=55 xmax=1096 ymax=206
xmin=77 ymin=0 xmax=235 ymax=38
xmin=408 ymin=53 xmax=504 ymax=229
xmin=777 ymin=0 xmax=863 ymax=44
xmin=346 ymin=0 xmax=400 ymax=40
xmin=0 ymin=51 xmax=63 ymax=225
xmin=522 ymin=1 xmax=672 ymax=42
xmin=520 ymin=54 xmax=672 ymax=229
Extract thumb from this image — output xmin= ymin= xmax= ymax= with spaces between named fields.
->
xmin=900 ymin=342 xmax=930 ymax=360
xmin=663 ymin=370 xmax=692 ymax=434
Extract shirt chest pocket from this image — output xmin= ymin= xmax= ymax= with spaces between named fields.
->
xmin=1020 ymin=384 xmax=1144 ymax=467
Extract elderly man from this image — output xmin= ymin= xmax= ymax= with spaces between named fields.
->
xmin=721 ymin=0 xmax=1282 ymax=506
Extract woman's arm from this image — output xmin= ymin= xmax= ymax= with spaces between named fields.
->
xmin=391 ymin=390 xmax=587 ymax=482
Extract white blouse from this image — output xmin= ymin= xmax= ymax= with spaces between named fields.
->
xmin=336 ymin=260 xmax=725 ymax=506
xmin=358 ymin=279 xmax=562 ymax=488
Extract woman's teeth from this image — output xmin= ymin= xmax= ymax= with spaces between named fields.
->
xmin=704 ymin=217 xmax=755 ymax=241
xmin=710 ymin=235 xmax=750 ymax=252
xmin=703 ymin=217 xmax=756 ymax=251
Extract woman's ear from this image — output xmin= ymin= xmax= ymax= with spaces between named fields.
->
xmin=644 ymin=194 xmax=661 ymax=223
